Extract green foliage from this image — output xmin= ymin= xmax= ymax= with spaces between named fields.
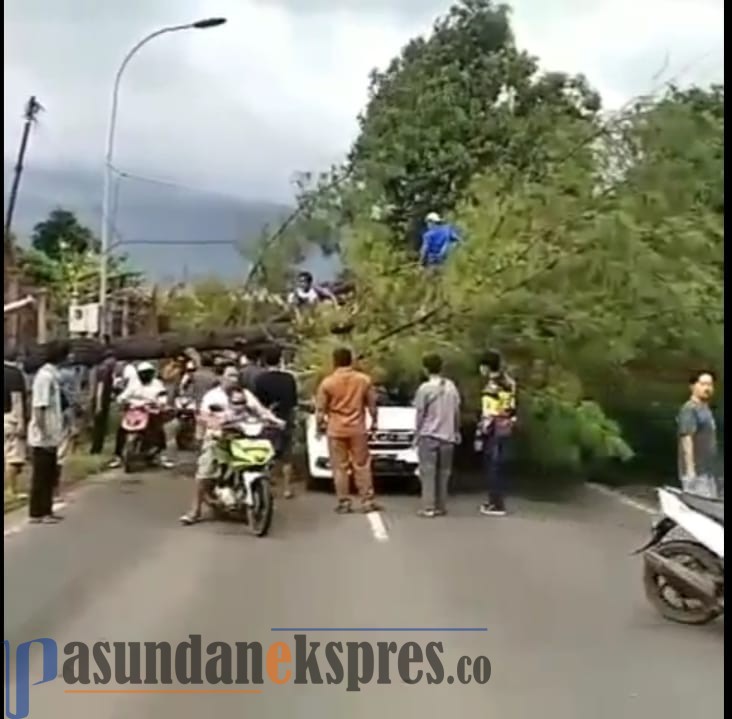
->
xmin=17 ymin=208 xmax=139 ymax=322
xmin=286 ymin=4 xmax=723 ymax=478
xmin=349 ymin=0 xmax=600 ymax=240
xmin=161 ymin=278 xmax=289 ymax=332
xmin=173 ymin=3 xmax=723 ymax=481
xmin=31 ymin=208 xmax=98 ymax=258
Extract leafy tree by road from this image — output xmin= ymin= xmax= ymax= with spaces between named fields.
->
xmin=172 ymin=1 xmax=725 ymax=478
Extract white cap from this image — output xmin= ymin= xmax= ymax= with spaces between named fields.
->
xmin=425 ymin=211 xmax=442 ymax=223
xmin=137 ymin=361 xmax=155 ymax=373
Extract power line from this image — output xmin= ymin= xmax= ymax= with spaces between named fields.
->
xmin=109 ymin=165 xmax=248 ymax=202
xmin=114 ymin=239 xmax=241 ymax=246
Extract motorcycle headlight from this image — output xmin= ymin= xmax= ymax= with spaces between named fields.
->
xmin=241 ymin=421 xmax=263 ymax=438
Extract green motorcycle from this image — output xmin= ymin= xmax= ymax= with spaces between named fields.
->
xmin=209 ymin=418 xmax=276 ymax=537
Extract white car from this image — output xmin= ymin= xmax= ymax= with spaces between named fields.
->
xmin=304 ymin=391 xmax=419 ymax=489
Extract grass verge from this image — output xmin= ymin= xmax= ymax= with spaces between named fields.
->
xmin=4 ymin=450 xmax=112 ymax=514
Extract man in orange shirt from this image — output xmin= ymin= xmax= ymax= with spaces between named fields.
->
xmin=315 ymin=347 xmax=380 ymax=514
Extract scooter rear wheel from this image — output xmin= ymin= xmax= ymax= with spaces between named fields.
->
xmin=643 ymin=540 xmax=723 ymax=625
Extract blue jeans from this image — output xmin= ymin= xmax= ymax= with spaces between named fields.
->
xmin=483 ymin=435 xmax=509 ymax=509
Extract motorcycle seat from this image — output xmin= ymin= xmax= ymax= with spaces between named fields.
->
xmin=682 ymin=493 xmax=725 ymax=525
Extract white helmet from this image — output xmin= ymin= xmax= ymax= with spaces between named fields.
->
xmin=425 ymin=211 xmax=442 ymax=224
xmin=136 ymin=361 xmax=155 ymax=373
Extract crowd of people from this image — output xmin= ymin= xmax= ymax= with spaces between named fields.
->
xmin=3 ymin=238 xmax=722 ymax=526
xmin=3 ymin=331 xmax=521 ymax=525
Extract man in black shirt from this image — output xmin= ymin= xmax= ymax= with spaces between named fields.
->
xmin=4 ymin=357 xmax=28 ymax=498
xmin=254 ymin=346 xmax=299 ymax=499
xmin=90 ymin=351 xmax=117 ymax=454
xmin=239 ymin=348 xmax=264 ymax=393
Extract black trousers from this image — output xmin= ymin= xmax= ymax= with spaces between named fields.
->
xmin=114 ymin=424 xmax=127 ymax=456
xmin=29 ymin=447 xmax=59 ymax=518
xmin=90 ymin=401 xmax=111 ymax=454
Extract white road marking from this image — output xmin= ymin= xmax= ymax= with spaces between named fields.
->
xmin=366 ymin=511 xmax=389 ymax=542
xmin=586 ymin=483 xmax=657 ymax=516
xmin=4 ymin=500 xmax=70 ymax=538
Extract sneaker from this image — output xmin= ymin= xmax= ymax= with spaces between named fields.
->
xmin=283 ymin=490 xmax=294 ymax=500
xmin=108 ymin=457 xmax=122 ymax=469
xmin=334 ymin=502 xmax=353 ymax=514
xmin=417 ymin=508 xmax=438 ymax=518
xmin=180 ymin=513 xmax=200 ymax=526
xmin=159 ymin=456 xmax=175 ymax=469
xmin=434 ymin=508 xmax=447 ymax=517
xmin=479 ymin=503 xmax=506 ymax=516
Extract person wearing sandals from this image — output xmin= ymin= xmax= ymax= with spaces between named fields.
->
xmin=180 ymin=366 xmax=284 ymax=525
xmin=414 ymin=354 xmax=461 ymax=518
xmin=315 ymin=347 xmax=381 ymax=514
xmin=27 ymin=340 xmax=69 ymax=524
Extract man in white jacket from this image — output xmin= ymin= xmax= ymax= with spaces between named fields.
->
xmin=111 ymin=362 xmax=173 ymax=468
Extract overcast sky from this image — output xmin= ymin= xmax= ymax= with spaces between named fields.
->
xmin=4 ymin=0 xmax=724 ymax=204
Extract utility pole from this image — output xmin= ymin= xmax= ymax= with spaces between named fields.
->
xmin=5 ymin=95 xmax=43 ymax=236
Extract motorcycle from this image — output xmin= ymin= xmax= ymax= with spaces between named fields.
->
xmin=121 ymin=397 xmax=168 ymax=474
xmin=174 ymin=394 xmax=197 ymax=451
xmin=207 ymin=416 xmax=277 ymax=537
xmin=634 ymin=486 xmax=724 ymax=625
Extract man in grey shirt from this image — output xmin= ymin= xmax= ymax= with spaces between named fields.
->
xmin=28 ymin=340 xmax=69 ymax=523
xmin=414 ymin=353 xmax=461 ymax=517
xmin=677 ymin=370 xmax=721 ymax=499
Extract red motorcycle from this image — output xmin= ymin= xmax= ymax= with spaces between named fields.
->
xmin=121 ymin=399 xmax=167 ymax=473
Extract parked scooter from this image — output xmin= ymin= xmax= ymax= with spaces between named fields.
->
xmin=635 ymin=486 xmax=724 ymax=625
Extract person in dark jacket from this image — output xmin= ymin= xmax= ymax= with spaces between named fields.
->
xmin=254 ymin=346 xmax=299 ymax=499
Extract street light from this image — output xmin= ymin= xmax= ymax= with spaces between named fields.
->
xmin=97 ymin=17 xmax=227 ymax=337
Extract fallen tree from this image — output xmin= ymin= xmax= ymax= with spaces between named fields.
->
xmin=17 ymin=322 xmax=294 ymax=372
xmin=16 ymin=281 xmax=358 ymax=372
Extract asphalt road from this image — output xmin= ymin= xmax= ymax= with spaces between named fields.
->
xmin=4 ymin=466 xmax=724 ymax=719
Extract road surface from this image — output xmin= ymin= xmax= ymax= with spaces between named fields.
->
xmin=4 ymin=466 xmax=724 ymax=718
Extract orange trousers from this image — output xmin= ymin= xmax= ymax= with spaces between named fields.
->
xmin=327 ymin=434 xmax=375 ymax=504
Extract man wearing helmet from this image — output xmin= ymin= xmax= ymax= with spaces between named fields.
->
xmin=110 ymin=361 xmax=174 ymax=469
xmin=419 ymin=212 xmax=460 ymax=267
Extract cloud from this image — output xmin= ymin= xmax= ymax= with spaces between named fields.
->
xmin=4 ymin=0 xmax=724 ymax=205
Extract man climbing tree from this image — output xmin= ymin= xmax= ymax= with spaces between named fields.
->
xmin=419 ymin=212 xmax=460 ymax=267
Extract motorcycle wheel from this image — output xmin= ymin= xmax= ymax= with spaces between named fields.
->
xmin=123 ymin=435 xmax=142 ymax=474
xmin=643 ymin=540 xmax=723 ymax=625
xmin=176 ymin=423 xmax=195 ymax=451
xmin=247 ymin=477 xmax=274 ymax=537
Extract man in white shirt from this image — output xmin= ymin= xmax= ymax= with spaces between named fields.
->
xmin=180 ymin=365 xmax=284 ymax=525
xmin=28 ymin=340 xmax=69 ymax=524
xmin=287 ymin=271 xmax=337 ymax=309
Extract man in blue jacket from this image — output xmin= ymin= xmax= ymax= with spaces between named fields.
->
xmin=419 ymin=212 xmax=460 ymax=267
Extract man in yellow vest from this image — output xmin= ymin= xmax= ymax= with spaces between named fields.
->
xmin=475 ymin=350 xmax=517 ymax=516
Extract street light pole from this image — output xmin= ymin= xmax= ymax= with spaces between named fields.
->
xmin=98 ymin=17 xmax=227 ymax=337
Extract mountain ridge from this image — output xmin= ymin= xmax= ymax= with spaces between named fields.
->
xmin=3 ymin=163 xmax=313 ymax=282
